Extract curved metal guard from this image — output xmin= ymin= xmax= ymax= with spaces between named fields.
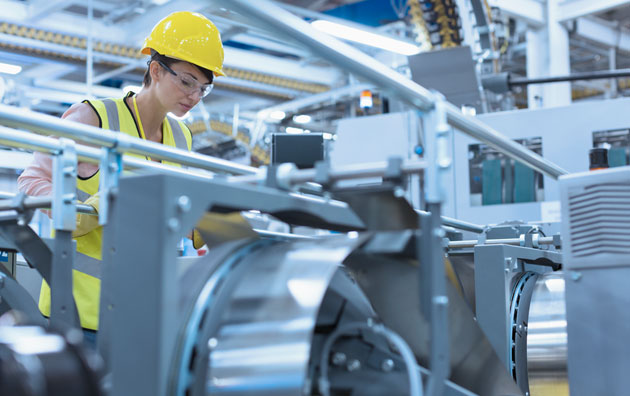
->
xmin=344 ymin=251 xmax=523 ymax=396
xmin=173 ymin=235 xmax=367 ymax=396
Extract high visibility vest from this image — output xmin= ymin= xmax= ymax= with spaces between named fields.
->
xmin=39 ymin=93 xmax=192 ymax=330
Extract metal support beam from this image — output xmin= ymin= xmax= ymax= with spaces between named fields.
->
xmin=557 ymin=0 xmax=630 ymax=22
xmin=28 ymin=0 xmax=76 ymax=22
xmin=257 ymin=83 xmax=373 ymax=117
xmin=488 ymin=0 xmax=545 ymax=27
xmin=572 ymin=16 xmax=630 ymax=53
xmin=545 ymin=0 xmax=572 ymax=107
xmin=92 ymin=60 xmax=146 ymax=85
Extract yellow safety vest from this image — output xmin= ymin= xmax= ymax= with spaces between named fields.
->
xmin=39 ymin=92 xmax=192 ymax=330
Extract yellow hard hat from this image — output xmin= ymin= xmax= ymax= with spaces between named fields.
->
xmin=142 ymin=11 xmax=225 ymax=77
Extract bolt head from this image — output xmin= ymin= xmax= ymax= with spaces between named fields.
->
xmin=168 ymin=218 xmax=180 ymax=232
xmin=346 ymin=359 xmax=361 ymax=372
xmin=331 ymin=352 xmax=346 ymax=366
xmin=381 ymin=359 xmax=394 ymax=372
xmin=177 ymin=195 xmax=191 ymax=213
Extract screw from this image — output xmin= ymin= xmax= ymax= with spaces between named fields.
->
xmin=168 ymin=218 xmax=180 ymax=232
xmin=394 ymin=187 xmax=405 ymax=198
xmin=346 ymin=359 xmax=361 ymax=372
xmin=381 ymin=359 xmax=394 ymax=372
xmin=331 ymin=352 xmax=346 ymax=366
xmin=570 ymin=271 xmax=582 ymax=282
xmin=177 ymin=195 xmax=191 ymax=213
xmin=504 ymin=257 xmax=513 ymax=273
xmin=208 ymin=337 xmax=218 ymax=349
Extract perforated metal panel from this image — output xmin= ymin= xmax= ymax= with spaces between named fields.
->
xmin=560 ymin=166 xmax=630 ymax=269
xmin=568 ymin=183 xmax=630 ymax=258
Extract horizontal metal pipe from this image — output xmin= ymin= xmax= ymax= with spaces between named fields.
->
xmin=443 ymin=102 xmax=568 ymax=179
xmin=448 ymin=236 xmax=555 ymax=249
xmin=0 ymin=194 xmax=97 ymax=215
xmin=224 ymin=0 xmax=568 ymax=181
xmin=415 ymin=210 xmax=484 ymax=234
xmin=0 ymin=126 xmax=216 ymax=181
xmin=253 ymin=229 xmax=314 ymax=240
xmin=510 ymin=68 xmax=630 ymax=86
xmin=0 ymin=105 xmax=257 ymax=175
xmin=229 ymin=160 xmax=427 ymax=185
xmin=0 ymin=191 xmax=15 ymax=200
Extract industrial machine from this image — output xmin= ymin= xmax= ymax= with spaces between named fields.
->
xmin=0 ymin=2 xmax=625 ymax=396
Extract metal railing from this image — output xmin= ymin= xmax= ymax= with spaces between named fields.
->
xmin=0 ymin=105 xmax=257 ymax=176
xmin=0 ymin=125 xmax=215 ymax=181
xmin=0 ymin=192 xmax=96 ymax=215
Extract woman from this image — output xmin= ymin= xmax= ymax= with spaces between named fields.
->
xmin=18 ymin=11 xmax=225 ymax=345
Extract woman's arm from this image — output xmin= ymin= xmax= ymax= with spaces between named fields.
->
xmin=17 ymin=102 xmax=101 ymax=196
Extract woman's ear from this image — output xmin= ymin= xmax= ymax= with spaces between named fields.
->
xmin=149 ymin=61 xmax=161 ymax=82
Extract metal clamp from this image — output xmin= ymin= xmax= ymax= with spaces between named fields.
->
xmin=52 ymin=138 xmax=78 ymax=231
xmin=383 ymin=156 xmax=405 ymax=186
xmin=9 ymin=191 xmax=34 ymax=226
xmin=99 ymin=146 xmax=122 ymax=225
xmin=424 ymin=93 xmax=452 ymax=205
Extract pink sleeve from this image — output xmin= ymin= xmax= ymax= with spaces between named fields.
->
xmin=17 ymin=152 xmax=53 ymax=197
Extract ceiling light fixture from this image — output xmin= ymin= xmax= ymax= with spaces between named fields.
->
xmin=0 ymin=62 xmax=22 ymax=75
xmin=270 ymin=110 xmax=286 ymax=120
xmin=293 ymin=114 xmax=311 ymax=124
xmin=286 ymin=127 xmax=304 ymax=134
xmin=311 ymin=20 xmax=421 ymax=56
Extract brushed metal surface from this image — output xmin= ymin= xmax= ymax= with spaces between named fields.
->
xmin=344 ymin=251 xmax=523 ymax=395
xmin=527 ymin=272 xmax=568 ymax=396
xmin=205 ymin=236 xmax=366 ymax=395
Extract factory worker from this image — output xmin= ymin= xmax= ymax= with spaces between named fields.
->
xmin=18 ymin=11 xmax=224 ymax=346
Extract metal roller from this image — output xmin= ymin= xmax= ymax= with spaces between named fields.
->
xmin=510 ymin=271 xmax=568 ymax=396
xmin=526 ymin=272 xmax=568 ymax=396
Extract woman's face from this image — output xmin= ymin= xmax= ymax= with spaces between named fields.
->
xmin=155 ymin=60 xmax=212 ymax=117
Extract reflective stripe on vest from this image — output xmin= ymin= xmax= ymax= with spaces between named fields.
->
xmin=76 ymin=189 xmax=91 ymax=203
xmin=103 ymin=98 xmax=188 ymax=150
xmin=75 ymin=251 xmax=102 ymax=278
xmin=168 ymin=118 xmax=188 ymax=151
xmin=102 ymin=99 xmax=120 ymax=132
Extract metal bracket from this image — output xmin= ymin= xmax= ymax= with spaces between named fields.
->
xmin=52 ymin=138 xmax=78 ymax=231
xmin=314 ymin=161 xmax=333 ymax=190
xmin=420 ymin=92 xmax=453 ymax=396
xmin=383 ymin=156 xmax=405 ymax=186
xmin=99 ymin=146 xmax=122 ymax=225
xmin=50 ymin=137 xmax=80 ymax=329
xmin=9 ymin=192 xmax=35 ymax=227
xmin=424 ymin=93 xmax=452 ymax=205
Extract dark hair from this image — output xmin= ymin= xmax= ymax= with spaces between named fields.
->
xmin=143 ymin=51 xmax=214 ymax=87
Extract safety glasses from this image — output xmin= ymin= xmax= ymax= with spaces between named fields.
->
xmin=156 ymin=60 xmax=214 ymax=98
